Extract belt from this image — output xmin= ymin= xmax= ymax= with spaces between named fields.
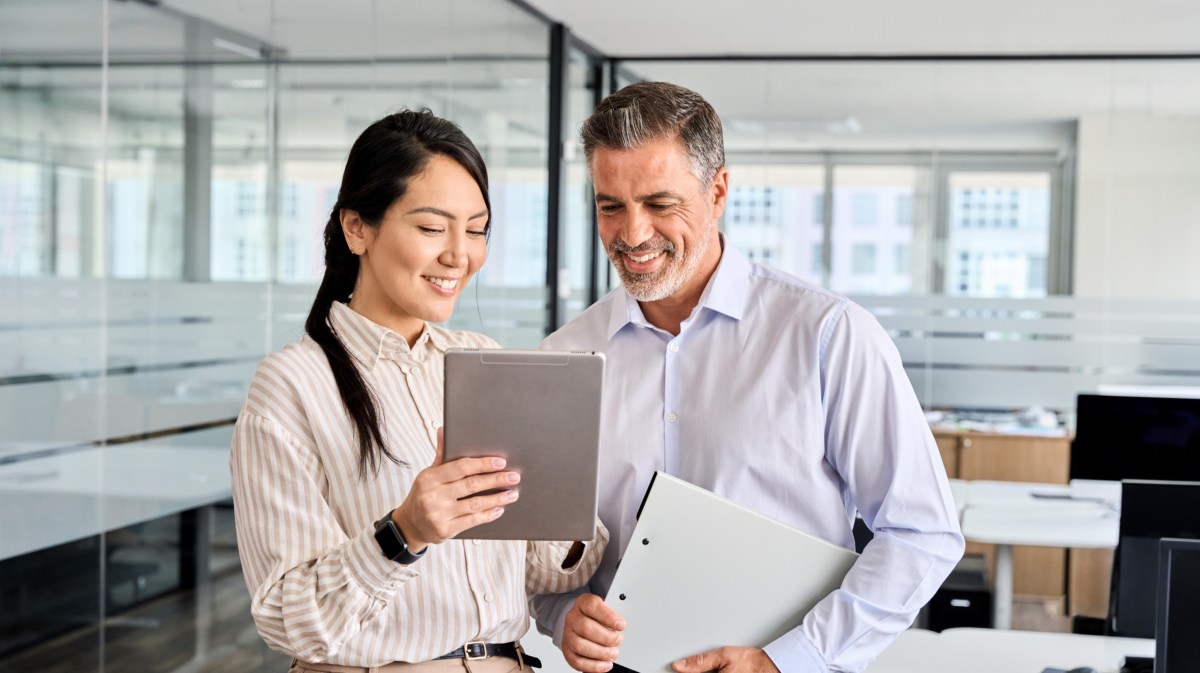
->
xmin=436 ymin=642 xmax=541 ymax=669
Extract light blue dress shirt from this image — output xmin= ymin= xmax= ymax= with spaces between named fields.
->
xmin=531 ymin=239 xmax=964 ymax=673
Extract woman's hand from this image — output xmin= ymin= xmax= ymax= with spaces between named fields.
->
xmin=390 ymin=427 xmax=519 ymax=551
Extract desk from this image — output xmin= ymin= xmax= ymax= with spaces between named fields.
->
xmin=867 ymin=627 xmax=1154 ymax=673
xmin=959 ymin=481 xmax=1119 ymax=630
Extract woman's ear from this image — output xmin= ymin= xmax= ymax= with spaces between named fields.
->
xmin=340 ymin=209 xmax=368 ymax=255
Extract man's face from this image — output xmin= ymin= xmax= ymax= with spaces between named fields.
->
xmin=591 ymin=135 xmax=727 ymax=303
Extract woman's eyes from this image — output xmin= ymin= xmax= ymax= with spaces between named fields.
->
xmin=417 ymin=225 xmax=487 ymax=238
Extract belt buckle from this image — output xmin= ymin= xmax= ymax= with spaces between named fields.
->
xmin=464 ymin=642 xmax=488 ymax=660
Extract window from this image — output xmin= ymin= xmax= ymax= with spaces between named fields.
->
xmin=896 ymin=194 xmax=913 ymax=226
xmin=813 ymin=194 xmax=824 ymax=226
xmin=852 ymin=193 xmax=877 ymax=226
xmin=852 ymin=244 xmax=876 ymax=274
xmin=946 ymin=170 xmax=1052 ymax=298
xmin=895 ymin=244 xmax=910 ymax=275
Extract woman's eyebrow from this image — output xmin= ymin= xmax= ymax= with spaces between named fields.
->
xmin=404 ymin=206 xmax=489 ymax=221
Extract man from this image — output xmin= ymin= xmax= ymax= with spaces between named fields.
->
xmin=532 ymin=81 xmax=964 ymax=673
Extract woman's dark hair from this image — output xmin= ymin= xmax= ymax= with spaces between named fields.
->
xmin=305 ymin=109 xmax=490 ymax=476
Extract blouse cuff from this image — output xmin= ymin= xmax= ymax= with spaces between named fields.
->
xmin=344 ymin=527 xmax=420 ymax=596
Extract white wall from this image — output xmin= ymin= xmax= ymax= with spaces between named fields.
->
xmin=1074 ymin=112 xmax=1200 ymax=300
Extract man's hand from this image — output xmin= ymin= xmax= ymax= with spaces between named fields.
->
xmin=672 ymin=647 xmax=780 ymax=673
xmin=563 ymin=593 xmax=625 ymax=673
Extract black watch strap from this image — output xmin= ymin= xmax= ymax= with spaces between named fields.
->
xmin=374 ymin=513 xmax=426 ymax=565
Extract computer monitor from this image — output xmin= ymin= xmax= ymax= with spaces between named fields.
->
xmin=1155 ymin=538 xmax=1200 ymax=673
xmin=1071 ymin=393 xmax=1200 ymax=481
xmin=1108 ymin=480 xmax=1200 ymax=638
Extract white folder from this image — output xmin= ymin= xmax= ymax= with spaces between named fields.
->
xmin=604 ymin=472 xmax=859 ymax=673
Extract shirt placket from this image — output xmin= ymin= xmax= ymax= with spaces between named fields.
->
xmin=663 ymin=332 xmax=682 ymax=475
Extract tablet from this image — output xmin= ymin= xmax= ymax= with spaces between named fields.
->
xmin=443 ymin=348 xmax=604 ymax=540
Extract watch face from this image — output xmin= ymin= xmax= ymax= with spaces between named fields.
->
xmin=375 ymin=517 xmax=422 ymax=564
xmin=375 ymin=519 xmax=407 ymax=560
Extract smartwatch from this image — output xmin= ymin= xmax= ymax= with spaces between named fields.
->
xmin=374 ymin=513 xmax=426 ymax=565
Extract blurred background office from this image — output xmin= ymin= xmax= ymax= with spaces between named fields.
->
xmin=1 ymin=0 xmax=1198 ymax=671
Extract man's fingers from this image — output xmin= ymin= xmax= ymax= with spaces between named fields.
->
xmin=578 ymin=593 xmax=627 ymax=631
xmin=672 ymin=648 xmax=723 ymax=673
xmin=564 ymin=650 xmax=614 ymax=673
xmin=565 ymin=628 xmax=621 ymax=662
xmin=433 ymin=427 xmax=445 ymax=466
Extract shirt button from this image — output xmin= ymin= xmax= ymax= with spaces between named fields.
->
xmin=428 ymin=420 xmax=437 ymax=429
xmin=484 ymin=592 xmax=494 ymax=602
xmin=473 ymin=539 xmax=482 ymax=546
xmin=668 ymin=342 xmax=679 ymax=353
xmin=666 ymin=412 xmax=678 ymax=423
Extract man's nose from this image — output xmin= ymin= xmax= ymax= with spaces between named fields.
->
xmin=618 ymin=207 xmax=656 ymax=248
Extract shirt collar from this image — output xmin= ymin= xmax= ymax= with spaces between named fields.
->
xmin=605 ymin=234 xmax=751 ymax=339
xmin=328 ymin=301 xmax=447 ymax=370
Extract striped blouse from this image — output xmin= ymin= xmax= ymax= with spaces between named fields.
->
xmin=230 ymin=301 xmax=606 ymax=665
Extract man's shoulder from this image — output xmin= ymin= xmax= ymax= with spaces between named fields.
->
xmin=543 ymin=290 xmax=620 ymax=350
xmin=747 ymin=261 xmax=850 ymax=315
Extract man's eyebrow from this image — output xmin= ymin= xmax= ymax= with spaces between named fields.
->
xmin=595 ymin=193 xmax=623 ymax=204
xmin=636 ymin=191 xmax=682 ymax=202
xmin=404 ymin=206 xmax=489 ymax=221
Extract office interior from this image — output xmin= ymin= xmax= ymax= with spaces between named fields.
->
xmin=1 ymin=0 xmax=1199 ymax=671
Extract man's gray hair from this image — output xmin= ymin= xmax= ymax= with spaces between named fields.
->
xmin=580 ymin=81 xmax=725 ymax=187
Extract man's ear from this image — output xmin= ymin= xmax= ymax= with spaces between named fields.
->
xmin=709 ymin=166 xmax=729 ymax=221
xmin=340 ymin=209 xmax=369 ymax=254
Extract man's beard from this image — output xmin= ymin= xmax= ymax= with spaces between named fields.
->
xmin=606 ymin=223 xmax=712 ymax=302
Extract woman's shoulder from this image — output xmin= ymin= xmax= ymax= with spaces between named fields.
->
xmin=243 ymin=337 xmax=334 ymax=414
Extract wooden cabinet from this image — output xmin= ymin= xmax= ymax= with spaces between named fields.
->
xmin=934 ymin=431 xmax=1071 ymax=602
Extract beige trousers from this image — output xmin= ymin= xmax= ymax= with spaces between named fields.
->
xmin=290 ymin=655 xmax=524 ymax=673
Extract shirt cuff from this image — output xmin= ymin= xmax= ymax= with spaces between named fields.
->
xmin=343 ymin=527 xmax=420 ymax=596
xmin=763 ymin=628 xmax=827 ymax=673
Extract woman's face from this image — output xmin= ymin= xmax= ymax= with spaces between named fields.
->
xmin=343 ymin=154 xmax=489 ymax=344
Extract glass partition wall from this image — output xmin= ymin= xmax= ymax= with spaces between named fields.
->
xmin=0 ymin=0 xmax=564 ymax=670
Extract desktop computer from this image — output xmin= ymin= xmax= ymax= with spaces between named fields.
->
xmin=1154 ymin=538 xmax=1200 ymax=673
xmin=1109 ymin=480 xmax=1200 ymax=639
xmin=1070 ymin=394 xmax=1200 ymax=482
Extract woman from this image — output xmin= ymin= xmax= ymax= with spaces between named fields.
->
xmin=230 ymin=110 xmax=606 ymax=673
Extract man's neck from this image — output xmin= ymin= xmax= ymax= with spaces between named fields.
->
xmin=639 ymin=247 xmax=723 ymax=337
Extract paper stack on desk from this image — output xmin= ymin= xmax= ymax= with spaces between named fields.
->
xmin=604 ymin=472 xmax=859 ymax=673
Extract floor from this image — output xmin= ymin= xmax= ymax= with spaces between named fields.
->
xmin=0 ymin=508 xmax=291 ymax=673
